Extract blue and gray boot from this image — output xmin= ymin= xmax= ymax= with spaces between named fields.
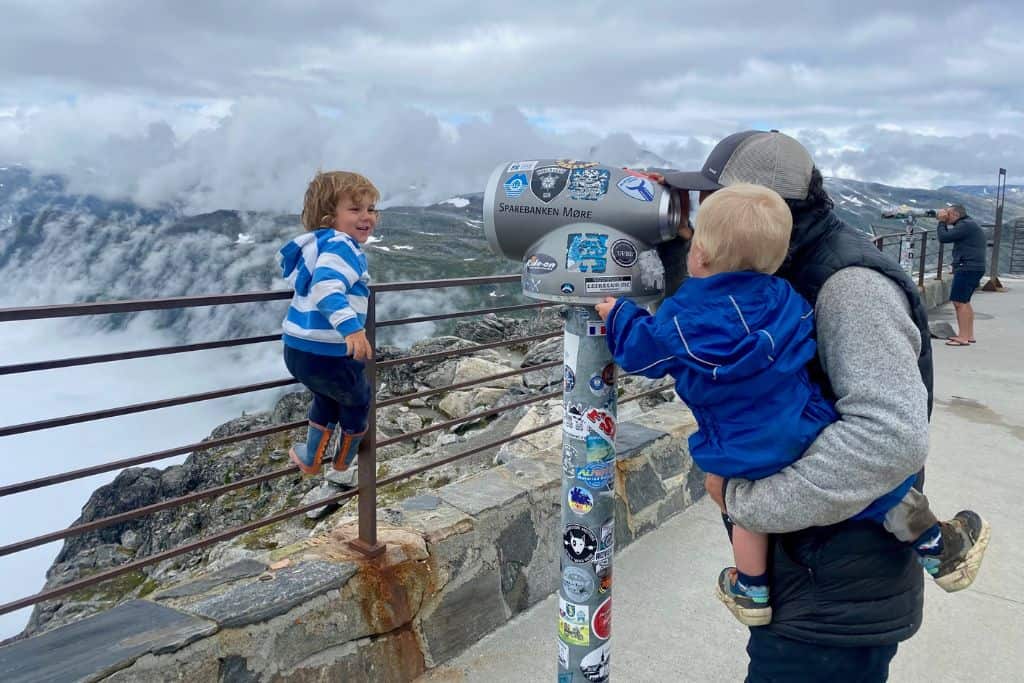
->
xmin=289 ymin=421 xmax=335 ymax=475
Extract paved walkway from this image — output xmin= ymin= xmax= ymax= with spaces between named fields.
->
xmin=420 ymin=281 xmax=1024 ymax=682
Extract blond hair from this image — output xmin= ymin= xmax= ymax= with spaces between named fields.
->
xmin=301 ymin=171 xmax=380 ymax=232
xmin=693 ymin=183 xmax=792 ymax=274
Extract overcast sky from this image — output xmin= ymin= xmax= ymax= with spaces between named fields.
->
xmin=0 ymin=0 xmax=1021 ymax=211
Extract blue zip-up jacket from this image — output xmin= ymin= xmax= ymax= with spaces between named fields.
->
xmin=278 ymin=229 xmax=369 ymax=357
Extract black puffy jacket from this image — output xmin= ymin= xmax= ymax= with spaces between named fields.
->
xmin=760 ymin=207 xmax=933 ymax=646
xmin=937 ymin=215 xmax=987 ymax=273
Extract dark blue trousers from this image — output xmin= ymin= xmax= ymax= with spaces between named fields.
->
xmin=746 ymin=628 xmax=897 ymax=682
xmin=283 ymin=345 xmax=370 ymax=433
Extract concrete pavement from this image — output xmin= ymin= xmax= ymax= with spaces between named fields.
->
xmin=419 ymin=280 xmax=1024 ymax=683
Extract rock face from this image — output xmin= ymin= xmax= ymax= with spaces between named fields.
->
xmin=19 ymin=316 xmax=563 ymax=639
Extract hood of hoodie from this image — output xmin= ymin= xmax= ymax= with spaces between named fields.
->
xmin=277 ymin=231 xmax=321 ymax=297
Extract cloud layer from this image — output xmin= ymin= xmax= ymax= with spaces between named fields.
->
xmin=1 ymin=1 xmax=1021 ymax=210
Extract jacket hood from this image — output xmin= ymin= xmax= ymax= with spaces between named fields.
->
xmin=277 ymin=232 xmax=319 ymax=296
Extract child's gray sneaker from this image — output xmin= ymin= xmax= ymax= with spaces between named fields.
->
xmin=925 ymin=510 xmax=991 ymax=593
xmin=715 ymin=567 xmax=772 ymax=626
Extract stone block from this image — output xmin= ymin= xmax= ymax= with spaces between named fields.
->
xmin=0 ymin=600 xmax=216 ymax=683
xmin=154 ymin=559 xmax=267 ymax=600
xmin=271 ymin=627 xmax=425 ymax=683
xmin=495 ymin=509 xmax=539 ymax=615
xmin=187 ymin=560 xmax=357 ymax=628
xmin=436 ymin=466 xmax=530 ymax=516
xmin=417 ymin=564 xmax=508 ymax=665
xmin=615 ymin=421 xmax=669 ymax=461
xmin=621 ymin=460 xmax=667 ymax=515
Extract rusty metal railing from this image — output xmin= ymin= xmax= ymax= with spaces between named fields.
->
xmin=0 ymin=274 xmax=674 ymax=619
xmin=871 ymin=229 xmax=947 ymax=288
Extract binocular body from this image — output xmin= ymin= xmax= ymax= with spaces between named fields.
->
xmin=483 ymin=159 xmax=682 ymax=304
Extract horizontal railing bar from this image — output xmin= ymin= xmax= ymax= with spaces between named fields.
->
xmin=0 ymin=334 xmax=281 ymax=376
xmin=0 ymin=420 xmax=305 ymax=498
xmin=377 ymin=389 xmax=561 ymax=447
xmin=0 ymin=486 xmax=360 ymax=616
xmin=377 ymin=330 xmax=561 ymax=370
xmin=0 ymin=275 xmax=522 ymax=324
xmin=378 ymin=418 xmax=562 ymax=488
xmin=0 ymin=378 xmax=298 ymax=438
xmin=0 ymin=464 xmax=302 ymax=557
xmin=377 ymin=360 xmax=561 ymax=408
xmin=0 ymin=291 xmax=292 ymax=323
xmin=376 ymin=301 xmax=547 ymax=329
xmin=371 ymin=274 xmax=520 ymax=293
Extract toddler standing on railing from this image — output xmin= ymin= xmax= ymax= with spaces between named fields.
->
xmin=277 ymin=171 xmax=377 ymax=485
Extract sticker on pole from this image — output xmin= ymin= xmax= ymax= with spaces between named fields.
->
xmin=586 ymin=321 xmax=606 ymax=336
xmin=568 ymin=486 xmax=594 ymax=515
xmin=585 ymin=434 xmax=614 ymax=462
xmin=591 ymin=598 xmax=612 ymax=641
xmin=562 ymin=565 xmax=595 ymax=602
xmin=595 ymin=519 xmax=614 ymax=575
xmin=559 ymin=596 xmax=590 ymax=625
xmin=580 ymin=643 xmax=611 ymax=682
xmin=564 ymin=331 xmax=580 ymax=373
xmin=559 ymin=617 xmax=590 ymax=646
xmin=563 ymin=524 xmax=598 ymax=564
xmin=558 ymin=640 xmax=570 ymax=669
xmin=585 ymin=408 xmax=616 ymax=441
xmin=577 ymin=459 xmax=614 ymax=489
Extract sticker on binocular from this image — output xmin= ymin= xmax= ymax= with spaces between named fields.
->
xmin=568 ymin=167 xmax=611 ymax=201
xmin=584 ymin=276 xmax=632 ymax=294
xmin=525 ymin=253 xmax=558 ymax=274
xmin=507 ymin=160 xmax=538 ymax=173
xmin=533 ymin=165 xmax=570 ymax=203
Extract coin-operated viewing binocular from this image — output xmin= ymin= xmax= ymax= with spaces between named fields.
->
xmin=483 ymin=159 xmax=682 ymax=305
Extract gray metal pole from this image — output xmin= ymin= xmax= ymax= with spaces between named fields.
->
xmin=983 ymin=167 xmax=1007 ymax=292
xmin=558 ymin=305 xmax=615 ymax=682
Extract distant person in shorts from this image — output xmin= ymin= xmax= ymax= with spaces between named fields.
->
xmin=936 ymin=204 xmax=987 ymax=346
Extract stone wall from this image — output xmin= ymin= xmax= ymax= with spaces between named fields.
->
xmin=0 ymin=402 xmax=700 ymax=683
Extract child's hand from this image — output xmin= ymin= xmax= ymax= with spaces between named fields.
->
xmin=345 ymin=330 xmax=374 ymax=361
xmin=594 ymin=296 xmax=618 ymax=321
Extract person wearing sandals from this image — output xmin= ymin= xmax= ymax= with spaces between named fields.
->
xmin=277 ymin=171 xmax=378 ymax=485
xmin=937 ymin=205 xmax=987 ymax=346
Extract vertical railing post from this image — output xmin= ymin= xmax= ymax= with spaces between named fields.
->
xmin=349 ymin=288 xmax=385 ymax=558
xmin=917 ymin=232 xmax=927 ymax=289
xmin=936 ymin=240 xmax=945 ymax=281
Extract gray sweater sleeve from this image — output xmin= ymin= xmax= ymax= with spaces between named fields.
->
xmin=722 ymin=267 xmax=930 ymax=534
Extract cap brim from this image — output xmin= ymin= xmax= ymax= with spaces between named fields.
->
xmin=661 ymin=170 xmax=722 ymax=192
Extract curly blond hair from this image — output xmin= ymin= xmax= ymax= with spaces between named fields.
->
xmin=301 ymin=171 xmax=380 ymax=232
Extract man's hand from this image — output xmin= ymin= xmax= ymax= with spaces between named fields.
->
xmin=705 ymin=473 xmax=726 ymax=511
xmin=344 ymin=330 xmax=373 ymax=361
xmin=595 ymin=296 xmax=618 ymax=321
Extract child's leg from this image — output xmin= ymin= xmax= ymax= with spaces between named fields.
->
xmin=885 ymin=488 xmax=990 ymax=592
xmin=716 ymin=522 xmax=772 ymax=626
xmin=732 ymin=525 xmax=769 ymax=586
xmin=331 ymin=359 xmax=371 ymax=474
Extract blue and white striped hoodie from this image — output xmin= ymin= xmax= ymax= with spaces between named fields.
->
xmin=277 ymin=229 xmax=370 ymax=357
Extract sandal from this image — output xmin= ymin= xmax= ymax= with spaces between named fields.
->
xmin=945 ymin=339 xmax=970 ymax=347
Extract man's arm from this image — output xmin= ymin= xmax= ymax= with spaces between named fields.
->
xmin=722 ymin=267 xmax=930 ymax=533
xmin=936 ymin=221 xmax=970 ymax=243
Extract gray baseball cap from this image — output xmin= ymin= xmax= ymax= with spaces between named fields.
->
xmin=664 ymin=130 xmax=814 ymax=200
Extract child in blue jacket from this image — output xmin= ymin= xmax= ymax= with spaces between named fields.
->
xmin=596 ymin=183 xmax=988 ymax=625
xmin=278 ymin=171 xmax=377 ymax=483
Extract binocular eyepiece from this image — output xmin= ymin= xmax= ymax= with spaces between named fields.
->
xmin=483 ymin=159 xmax=683 ymax=304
